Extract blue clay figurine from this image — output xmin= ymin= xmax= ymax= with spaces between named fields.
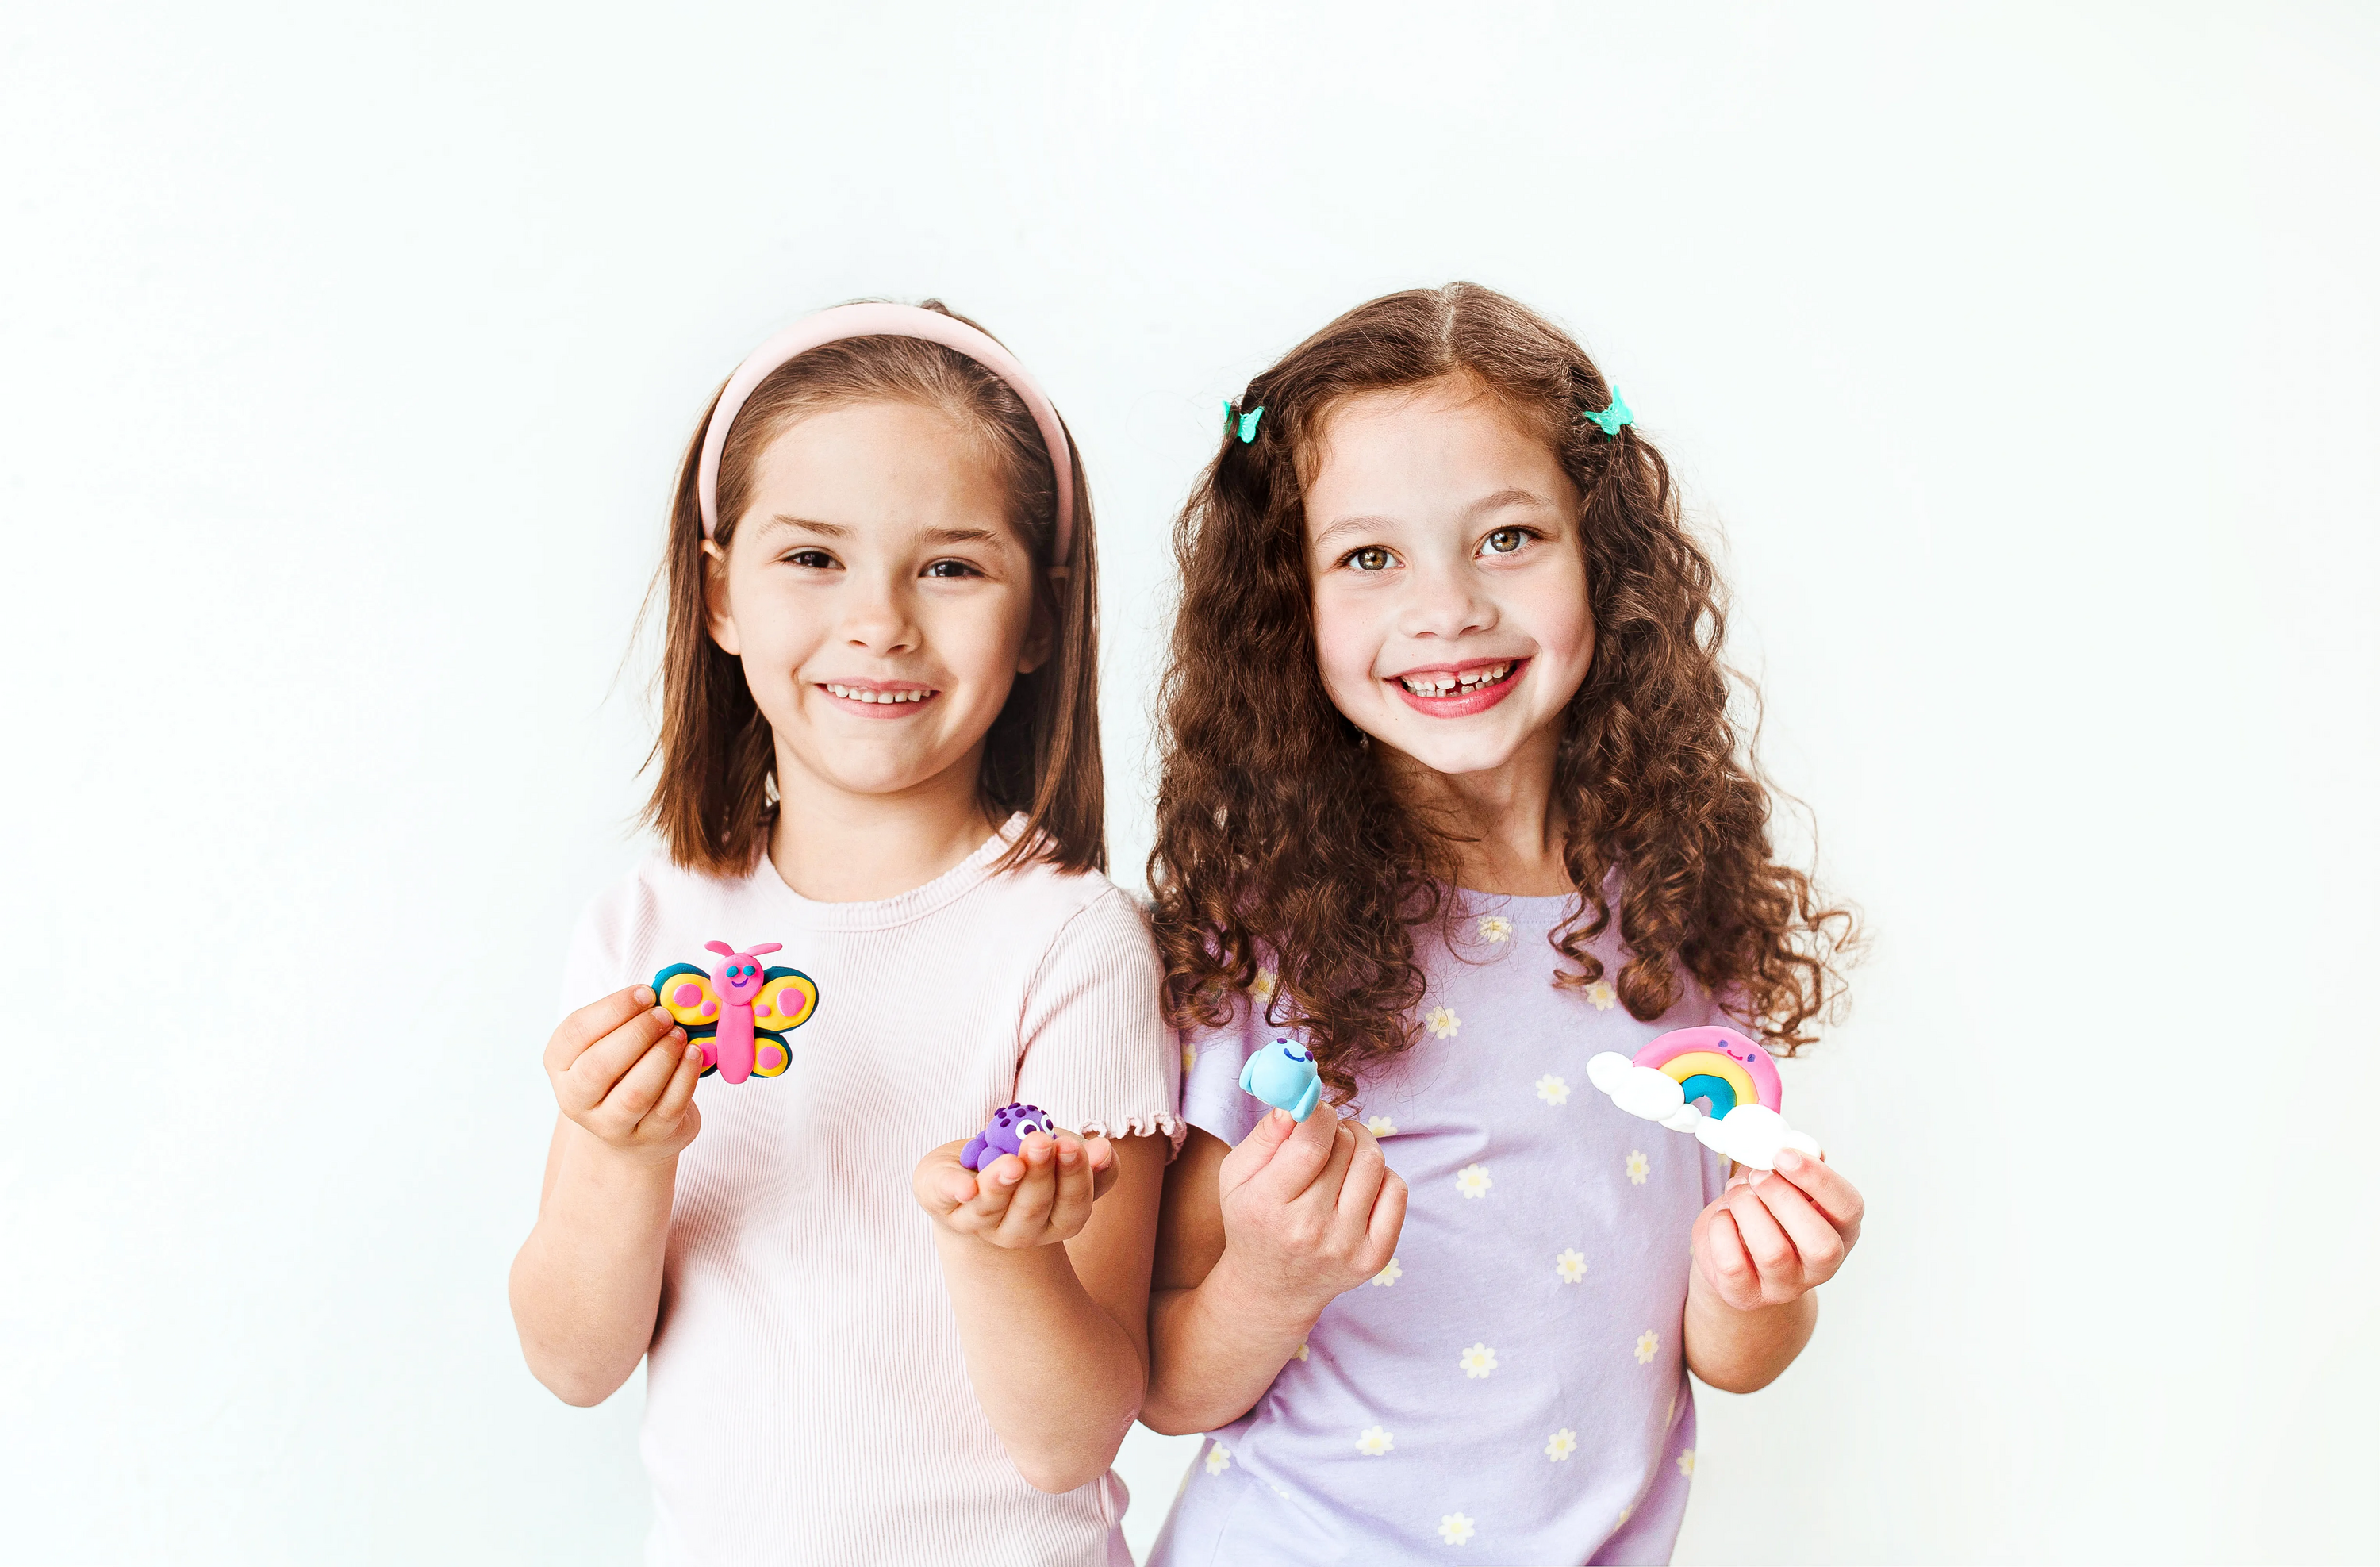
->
xmin=962 ymin=1102 xmax=1058 ymax=1171
xmin=1240 ymin=1038 xmax=1324 ymax=1122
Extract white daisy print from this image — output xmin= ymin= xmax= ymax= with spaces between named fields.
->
xmin=1357 ymin=1424 xmax=1394 ymax=1456
xmin=1634 ymin=1330 xmax=1660 ymax=1365
xmin=1459 ymin=1342 xmax=1499 ymax=1378
xmin=1250 ymin=968 xmax=1278 ymax=1004
xmin=1555 ymin=1247 xmax=1587 ymax=1285
xmin=1365 ymin=1114 xmax=1398 ymax=1137
xmin=1423 ymin=1004 xmax=1461 ymax=1039
xmin=1454 ymin=1163 xmax=1492 ymax=1199
xmin=1585 ymin=980 xmax=1617 ymax=1011
xmin=1204 ymin=1443 xmax=1232 ymax=1475
xmin=1677 ymin=1448 xmax=1696 ymax=1477
xmin=1372 ymin=1257 xmax=1403 ymax=1287
xmin=1534 ymin=1073 xmax=1570 ymax=1107
xmin=1545 ymin=1428 xmax=1578 ymax=1461
xmin=1626 ymin=1150 xmax=1649 ymax=1185
xmin=1438 ymin=1513 xmax=1476 ymax=1546
xmin=1476 ymin=915 xmax=1513 ymax=943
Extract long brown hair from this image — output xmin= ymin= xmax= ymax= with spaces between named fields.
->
xmin=1149 ymin=282 xmax=1854 ymax=1101
xmin=642 ymin=300 xmax=1104 ymax=877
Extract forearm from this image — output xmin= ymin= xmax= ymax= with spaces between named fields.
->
xmin=935 ymin=1232 xmax=1146 ymax=1493
xmin=508 ymin=1127 xmax=677 ymax=1405
xmin=1142 ymin=1253 xmax=1319 ymax=1435
xmin=1682 ymin=1266 xmax=1818 ymax=1393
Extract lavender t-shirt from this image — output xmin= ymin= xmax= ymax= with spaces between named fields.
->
xmin=1149 ymin=891 xmax=1731 ymax=1567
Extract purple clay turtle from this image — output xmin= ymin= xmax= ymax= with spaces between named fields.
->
xmin=962 ymin=1102 xmax=1059 ymax=1171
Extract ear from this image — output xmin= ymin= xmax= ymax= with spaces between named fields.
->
xmin=702 ymin=539 xmax=741 ymax=656
xmin=1016 ymin=574 xmax=1057 ymax=676
xmin=704 ymin=940 xmax=735 ymax=957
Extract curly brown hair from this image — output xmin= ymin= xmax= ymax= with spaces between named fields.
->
xmin=1148 ymin=282 xmax=1854 ymax=1103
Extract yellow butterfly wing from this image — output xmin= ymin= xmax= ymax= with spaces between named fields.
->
xmin=653 ymin=963 xmax=722 ymax=1035
xmin=754 ymin=968 xmax=818 ymax=1034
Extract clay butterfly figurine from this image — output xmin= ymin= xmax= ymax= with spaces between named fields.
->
xmin=962 ymin=1103 xmax=1060 ymax=1171
xmin=652 ymin=940 xmax=820 ymax=1085
xmin=1241 ymin=1037 xmax=1324 ymax=1122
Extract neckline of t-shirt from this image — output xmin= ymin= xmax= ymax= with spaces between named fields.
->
xmin=1449 ymin=884 xmax=1586 ymax=911
xmin=749 ymin=812 xmax=1029 ymax=931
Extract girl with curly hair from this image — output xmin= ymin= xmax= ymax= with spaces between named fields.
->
xmin=1139 ymin=284 xmax=1864 ymax=1564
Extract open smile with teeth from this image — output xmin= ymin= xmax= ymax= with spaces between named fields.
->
xmin=821 ymin=683 xmax=935 ymax=704
xmin=1397 ymin=662 xmax=1514 ymax=697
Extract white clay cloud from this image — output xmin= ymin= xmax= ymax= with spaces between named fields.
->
xmin=1584 ymin=1052 xmax=1823 ymax=1173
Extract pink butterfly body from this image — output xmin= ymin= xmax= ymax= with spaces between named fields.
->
xmin=701 ymin=939 xmax=782 ymax=1084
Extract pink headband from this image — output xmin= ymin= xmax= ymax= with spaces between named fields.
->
xmin=695 ymin=302 xmax=1075 ymax=567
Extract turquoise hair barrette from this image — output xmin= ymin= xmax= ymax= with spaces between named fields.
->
xmin=1222 ymin=399 xmax=1264 ymax=444
xmin=1580 ymin=390 xmax=1633 ymax=437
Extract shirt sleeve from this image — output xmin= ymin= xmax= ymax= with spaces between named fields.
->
xmin=1014 ymin=886 xmax=1184 ymax=1150
xmin=1179 ymin=976 xmax=1280 ymax=1150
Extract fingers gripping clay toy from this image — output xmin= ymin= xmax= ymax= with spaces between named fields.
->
xmin=652 ymin=940 xmax=820 ymax=1085
xmin=1241 ymin=1038 xmax=1325 ymax=1122
xmin=963 ymin=1103 xmax=1059 ymax=1171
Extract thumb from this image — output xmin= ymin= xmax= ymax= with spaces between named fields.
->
xmin=1219 ymin=1108 xmax=1299 ymax=1195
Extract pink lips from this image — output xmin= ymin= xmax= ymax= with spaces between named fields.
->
xmin=1387 ymin=657 xmax=1528 ymax=718
xmin=816 ymin=679 xmax=940 ymax=719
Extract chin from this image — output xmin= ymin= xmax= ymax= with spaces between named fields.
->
xmin=1378 ymin=728 xmax=1535 ymax=778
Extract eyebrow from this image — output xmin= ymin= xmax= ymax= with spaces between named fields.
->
xmin=759 ymin=517 xmax=1006 ymax=548
xmin=1310 ymin=489 xmax=1559 ymax=550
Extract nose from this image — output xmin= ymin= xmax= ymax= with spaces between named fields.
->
xmin=839 ymin=565 xmax=923 ymax=656
xmin=1392 ymin=550 xmax=1498 ymax=643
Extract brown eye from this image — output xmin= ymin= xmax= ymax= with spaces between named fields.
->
xmin=1349 ymin=547 xmax=1395 ymax=571
xmin=1482 ymin=528 xmax=1526 ymax=555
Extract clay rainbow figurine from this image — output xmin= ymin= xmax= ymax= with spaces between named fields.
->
xmin=1585 ymin=1025 xmax=1823 ymax=1172
xmin=1240 ymin=1037 xmax=1324 ymax=1122
xmin=652 ymin=940 xmax=820 ymax=1085
xmin=962 ymin=1103 xmax=1061 ymax=1171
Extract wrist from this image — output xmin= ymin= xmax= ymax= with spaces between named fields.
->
xmin=932 ymin=1220 xmax=1077 ymax=1277
xmin=576 ymin=1127 xmax=685 ymax=1183
xmin=1200 ymin=1247 xmax=1331 ymax=1341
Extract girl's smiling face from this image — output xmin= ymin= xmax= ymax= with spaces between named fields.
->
xmin=1304 ymin=376 xmax=1591 ymax=780
xmin=706 ymin=398 xmax=1048 ymax=806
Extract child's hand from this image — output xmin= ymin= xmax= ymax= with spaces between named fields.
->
xmin=543 ymin=985 xmax=705 ymax=1166
xmin=1217 ymin=1107 xmax=1407 ymax=1313
xmin=914 ymin=1130 xmax=1120 ymax=1250
xmin=1691 ymin=1148 xmax=1864 ymax=1312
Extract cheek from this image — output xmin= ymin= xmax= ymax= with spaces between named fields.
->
xmin=1514 ymin=561 xmax=1595 ymax=678
xmin=1309 ymin=585 xmax=1386 ymax=706
xmin=727 ymin=573 xmax=826 ymax=663
xmin=934 ymin=592 xmax=1036 ymax=691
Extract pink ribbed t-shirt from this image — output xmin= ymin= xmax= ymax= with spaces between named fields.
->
xmin=558 ymin=817 xmax=1180 ymax=1566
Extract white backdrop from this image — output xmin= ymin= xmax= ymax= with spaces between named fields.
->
xmin=4 ymin=3 xmax=2374 ymax=1562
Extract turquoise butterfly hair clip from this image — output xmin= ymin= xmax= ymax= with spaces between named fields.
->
xmin=1580 ymin=390 xmax=1633 ymax=437
xmin=1222 ymin=399 xmax=1264 ymax=444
